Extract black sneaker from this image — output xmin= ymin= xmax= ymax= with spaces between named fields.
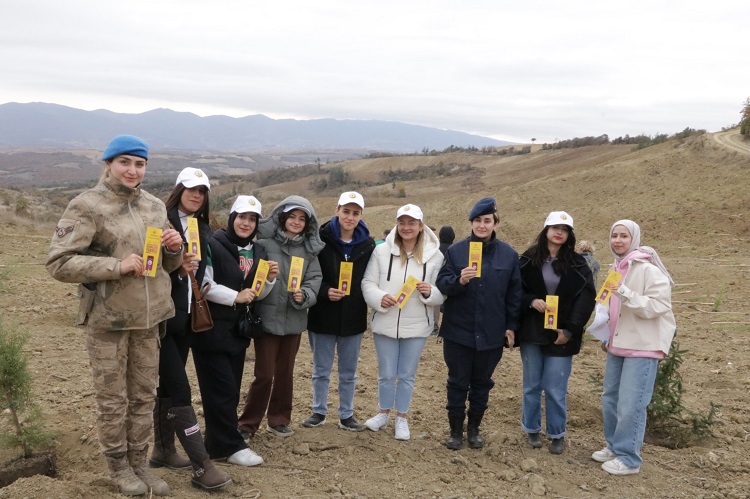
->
xmin=302 ymin=413 xmax=326 ymax=428
xmin=338 ymin=416 xmax=365 ymax=432
xmin=266 ymin=424 xmax=295 ymax=437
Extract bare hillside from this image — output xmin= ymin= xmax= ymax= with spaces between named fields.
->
xmin=1 ymin=131 xmax=749 ymax=498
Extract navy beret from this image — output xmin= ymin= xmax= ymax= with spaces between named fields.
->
xmin=101 ymin=135 xmax=149 ymax=161
xmin=469 ymin=197 xmax=497 ymax=220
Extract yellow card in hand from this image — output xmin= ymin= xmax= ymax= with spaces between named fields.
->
xmin=252 ymin=260 xmax=269 ymax=294
xmin=396 ymin=275 xmax=420 ymax=309
xmin=142 ymin=227 xmax=162 ymax=278
xmin=339 ymin=262 xmax=353 ymax=295
xmin=287 ymin=256 xmax=304 ymax=291
xmin=544 ymin=295 xmax=559 ymax=329
xmin=187 ymin=217 xmax=201 ymax=260
xmin=469 ymin=241 xmax=482 ymax=277
xmin=596 ymin=270 xmax=623 ymax=305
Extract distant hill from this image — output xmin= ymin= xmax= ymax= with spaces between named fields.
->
xmin=0 ymin=102 xmax=511 ymax=152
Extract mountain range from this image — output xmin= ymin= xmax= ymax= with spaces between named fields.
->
xmin=0 ymin=102 xmax=511 ymax=152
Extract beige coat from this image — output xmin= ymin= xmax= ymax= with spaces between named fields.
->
xmin=611 ymin=258 xmax=676 ymax=353
xmin=47 ymin=175 xmax=182 ymax=330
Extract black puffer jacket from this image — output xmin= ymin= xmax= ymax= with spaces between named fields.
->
xmin=438 ymin=226 xmax=455 ymax=256
xmin=517 ymin=251 xmax=596 ymax=356
xmin=307 ymin=220 xmax=375 ymax=336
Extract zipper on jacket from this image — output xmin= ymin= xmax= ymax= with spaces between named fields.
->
xmin=127 ymin=199 xmax=151 ymax=329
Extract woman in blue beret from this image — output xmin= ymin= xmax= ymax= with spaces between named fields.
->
xmin=47 ymin=135 xmax=184 ymax=496
xmin=436 ymin=197 xmax=522 ymax=450
xmin=517 ymin=211 xmax=595 ymax=455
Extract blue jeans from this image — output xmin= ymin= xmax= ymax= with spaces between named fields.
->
xmin=602 ymin=354 xmax=659 ymax=468
xmin=520 ymin=343 xmax=573 ymax=439
xmin=372 ymin=333 xmax=428 ymax=414
xmin=308 ymin=331 xmax=363 ymax=420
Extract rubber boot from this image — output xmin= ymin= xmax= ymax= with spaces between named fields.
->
xmin=171 ymin=405 xmax=232 ymax=491
xmin=466 ymin=412 xmax=485 ymax=449
xmin=129 ymin=446 xmax=172 ymax=496
xmin=105 ymin=452 xmax=148 ymax=496
xmin=445 ymin=414 xmax=464 ymax=450
xmin=150 ymin=397 xmax=191 ymax=470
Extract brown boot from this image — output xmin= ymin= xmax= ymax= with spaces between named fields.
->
xmin=170 ymin=405 xmax=232 ymax=491
xmin=150 ymin=397 xmax=191 ymax=470
xmin=105 ymin=453 xmax=148 ymax=496
xmin=129 ymin=446 xmax=171 ymax=496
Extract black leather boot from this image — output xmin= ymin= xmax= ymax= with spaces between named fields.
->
xmin=466 ymin=412 xmax=485 ymax=449
xmin=445 ymin=414 xmax=464 ymax=450
xmin=150 ymin=397 xmax=191 ymax=470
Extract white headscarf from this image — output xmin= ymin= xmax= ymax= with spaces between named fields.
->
xmin=610 ymin=220 xmax=674 ymax=286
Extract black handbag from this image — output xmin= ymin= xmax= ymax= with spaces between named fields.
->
xmin=237 ymin=304 xmax=263 ymax=339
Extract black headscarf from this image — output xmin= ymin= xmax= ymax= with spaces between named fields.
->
xmin=226 ymin=211 xmax=258 ymax=247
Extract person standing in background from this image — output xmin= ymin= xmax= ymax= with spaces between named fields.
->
xmin=47 ymin=135 xmax=183 ymax=496
xmin=304 ymin=191 xmax=376 ymax=431
xmin=433 ymin=225 xmax=455 ymax=334
xmin=576 ymin=240 xmax=601 ymax=285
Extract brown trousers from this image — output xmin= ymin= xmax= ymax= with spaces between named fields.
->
xmin=237 ymin=333 xmax=301 ymax=434
xmin=86 ymin=325 xmax=159 ymax=456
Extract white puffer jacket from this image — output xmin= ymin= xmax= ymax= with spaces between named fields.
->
xmin=362 ymin=226 xmax=444 ymax=339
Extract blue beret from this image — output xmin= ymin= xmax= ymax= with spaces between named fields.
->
xmin=469 ymin=197 xmax=497 ymax=220
xmin=101 ymin=135 xmax=149 ymax=161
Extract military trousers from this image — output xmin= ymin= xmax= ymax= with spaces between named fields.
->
xmin=86 ymin=325 xmax=160 ymax=456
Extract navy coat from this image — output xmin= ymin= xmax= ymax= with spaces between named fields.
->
xmin=436 ymin=234 xmax=522 ymax=351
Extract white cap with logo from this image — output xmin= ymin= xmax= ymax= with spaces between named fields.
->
xmin=337 ymin=191 xmax=365 ymax=209
xmin=396 ymin=204 xmax=424 ymax=221
xmin=544 ymin=211 xmax=574 ymax=229
xmin=230 ymin=195 xmax=262 ymax=216
xmin=176 ymin=167 xmax=211 ymax=190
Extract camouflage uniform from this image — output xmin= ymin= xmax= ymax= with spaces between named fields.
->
xmin=47 ymin=174 xmax=182 ymax=457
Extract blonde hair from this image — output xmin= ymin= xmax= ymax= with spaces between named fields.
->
xmin=576 ymin=240 xmax=595 ymax=254
xmin=394 ymin=224 xmax=425 ymax=266
xmin=99 ymin=160 xmax=112 ymax=181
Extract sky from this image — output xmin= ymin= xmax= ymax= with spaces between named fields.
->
xmin=2 ymin=0 xmax=748 ymax=143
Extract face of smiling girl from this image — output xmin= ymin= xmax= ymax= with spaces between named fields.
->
xmin=234 ymin=212 xmax=257 ymax=238
xmin=178 ymin=186 xmax=207 ymax=215
xmin=108 ymin=155 xmax=146 ymax=188
xmin=610 ymin=225 xmax=633 ymax=256
xmin=284 ymin=209 xmax=308 ymax=237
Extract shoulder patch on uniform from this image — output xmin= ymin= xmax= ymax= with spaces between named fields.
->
xmin=55 ymin=225 xmax=74 ymax=238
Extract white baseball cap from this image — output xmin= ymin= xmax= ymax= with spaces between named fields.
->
xmin=230 ymin=195 xmax=262 ymax=216
xmin=396 ymin=204 xmax=424 ymax=221
xmin=282 ymin=204 xmax=312 ymax=217
xmin=544 ymin=211 xmax=574 ymax=229
xmin=337 ymin=191 xmax=365 ymax=209
xmin=176 ymin=167 xmax=211 ymax=190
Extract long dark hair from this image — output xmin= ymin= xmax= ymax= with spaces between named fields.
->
xmin=165 ymin=184 xmax=210 ymax=224
xmin=525 ymin=226 xmax=577 ymax=275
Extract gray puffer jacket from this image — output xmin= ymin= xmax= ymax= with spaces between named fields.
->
xmin=254 ymin=195 xmax=324 ymax=335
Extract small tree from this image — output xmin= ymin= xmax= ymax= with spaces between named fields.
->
xmin=646 ymin=339 xmax=721 ymax=448
xmin=0 ymin=317 xmax=53 ymax=458
xmin=740 ymin=97 xmax=750 ymax=137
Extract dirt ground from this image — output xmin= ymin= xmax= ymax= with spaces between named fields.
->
xmin=1 ymin=131 xmax=749 ymax=498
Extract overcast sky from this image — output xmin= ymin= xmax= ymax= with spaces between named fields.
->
xmin=2 ymin=1 xmax=747 ymax=143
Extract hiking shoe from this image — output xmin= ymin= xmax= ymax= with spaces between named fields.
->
xmin=338 ymin=416 xmax=365 ymax=432
xmin=227 ymin=448 xmax=263 ymax=467
xmin=266 ymin=424 xmax=295 ymax=437
xmin=591 ymin=447 xmax=617 ymax=463
xmin=302 ymin=413 xmax=326 ymax=428
xmin=602 ymin=457 xmax=640 ymax=475
xmin=527 ymin=432 xmax=543 ymax=449
xmin=365 ymin=412 xmax=390 ymax=431
xmin=549 ymin=437 xmax=565 ymax=455
xmin=394 ymin=416 xmax=410 ymax=441
xmin=431 ymin=325 xmax=439 ymax=336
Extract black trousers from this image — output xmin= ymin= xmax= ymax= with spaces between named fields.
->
xmin=156 ymin=317 xmax=192 ymax=406
xmin=192 ymin=347 xmax=247 ymax=459
xmin=443 ymin=338 xmax=503 ymax=419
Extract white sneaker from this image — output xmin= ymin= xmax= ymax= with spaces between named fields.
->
xmin=601 ymin=457 xmax=640 ymax=475
xmin=227 ymin=448 xmax=263 ymax=467
xmin=394 ymin=416 xmax=410 ymax=441
xmin=365 ymin=412 xmax=390 ymax=431
xmin=591 ymin=447 xmax=617 ymax=463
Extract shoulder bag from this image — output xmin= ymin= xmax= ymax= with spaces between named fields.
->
xmin=189 ymin=270 xmax=214 ymax=332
